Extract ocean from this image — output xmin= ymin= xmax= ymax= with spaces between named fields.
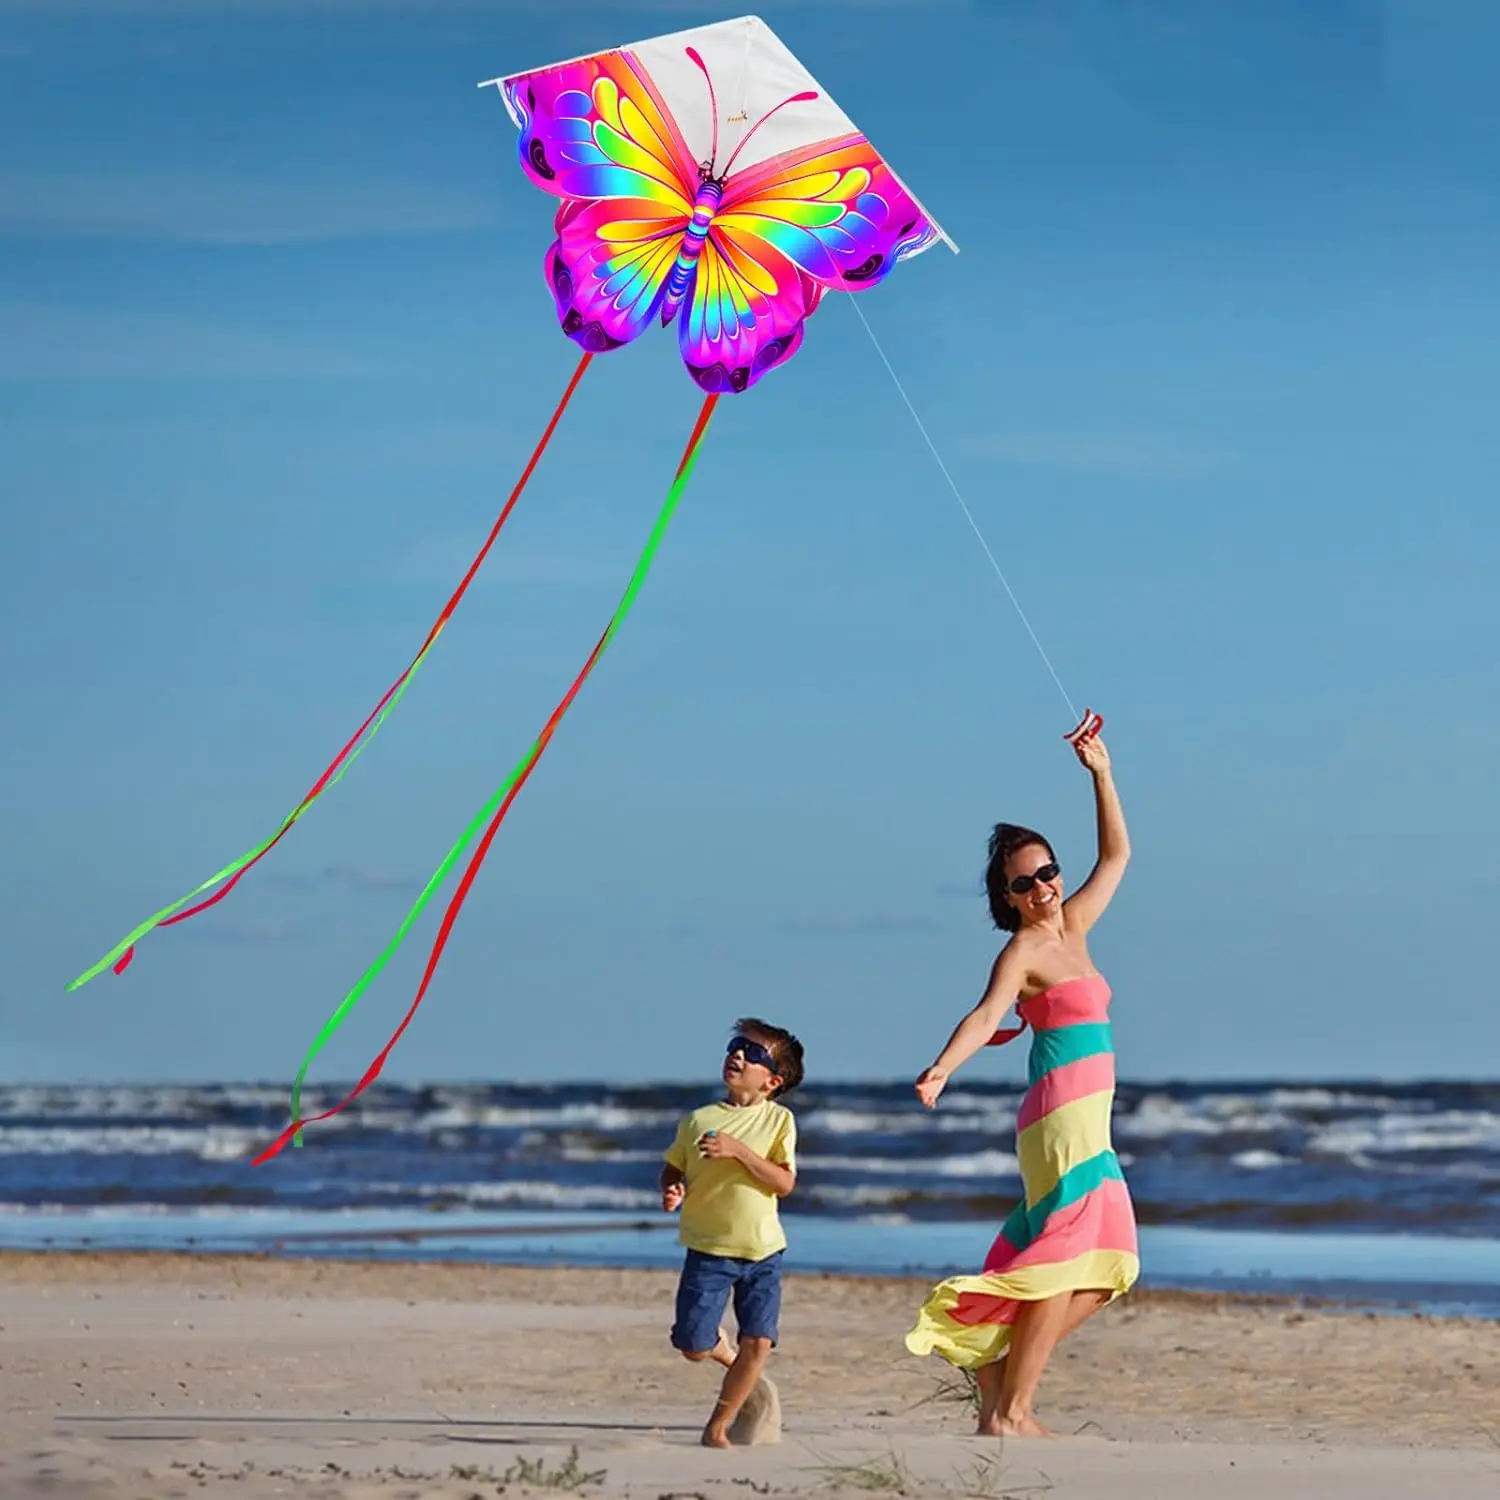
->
xmin=3 ymin=1079 xmax=1498 ymax=1316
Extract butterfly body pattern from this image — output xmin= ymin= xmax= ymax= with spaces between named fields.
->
xmin=659 ymin=176 xmax=724 ymax=330
xmin=503 ymin=47 xmax=937 ymax=393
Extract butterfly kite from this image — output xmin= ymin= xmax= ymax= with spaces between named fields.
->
xmin=68 ymin=15 xmax=1091 ymax=1162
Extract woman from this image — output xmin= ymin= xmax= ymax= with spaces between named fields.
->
xmin=904 ymin=729 xmax=1137 ymax=1438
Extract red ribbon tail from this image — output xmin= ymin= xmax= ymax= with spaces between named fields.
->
xmin=985 ymin=1019 xmax=1028 ymax=1046
xmin=250 ymin=1120 xmax=303 ymax=1167
xmin=249 ymin=392 xmax=720 ymax=1166
xmin=112 ymin=946 xmax=136 ymax=976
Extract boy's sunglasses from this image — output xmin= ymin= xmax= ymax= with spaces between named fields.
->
xmin=1008 ymin=861 xmax=1060 ymax=895
xmin=726 ymin=1036 xmax=778 ymax=1071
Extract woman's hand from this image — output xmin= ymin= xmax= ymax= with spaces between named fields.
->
xmin=1073 ymin=730 xmax=1111 ymax=776
xmin=915 ymin=1066 xmax=950 ymax=1109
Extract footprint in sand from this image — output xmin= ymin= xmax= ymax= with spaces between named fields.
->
xmin=727 ymin=1375 xmax=781 ymax=1446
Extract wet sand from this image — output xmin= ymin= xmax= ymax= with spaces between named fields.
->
xmin=3 ymin=1251 xmax=1497 ymax=1498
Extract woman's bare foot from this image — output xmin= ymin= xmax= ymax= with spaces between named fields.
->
xmin=974 ymin=1359 xmax=1007 ymax=1433
xmin=977 ymin=1403 xmax=1053 ymax=1438
xmin=700 ymin=1422 xmax=733 ymax=1449
xmin=994 ymin=1412 xmax=1053 ymax=1438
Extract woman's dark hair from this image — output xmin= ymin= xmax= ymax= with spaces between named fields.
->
xmin=984 ymin=823 xmax=1057 ymax=933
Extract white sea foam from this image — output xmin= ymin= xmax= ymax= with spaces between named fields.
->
xmin=797 ymin=1106 xmax=1017 ymax=1137
xmin=1114 ymin=1093 xmax=1297 ymax=1140
xmin=1232 ymin=1150 xmax=1291 ymax=1170
xmin=1264 ymin=1088 xmax=1410 ymax=1112
xmin=410 ymin=1102 xmax=680 ymax=1132
xmin=1309 ymin=1111 xmax=1500 ymax=1157
xmin=803 ymin=1150 xmax=1020 ymax=1180
xmin=801 ymin=1183 xmax=919 ymax=1208
xmin=0 ymin=1125 xmax=261 ymax=1159
xmin=408 ymin=1181 xmax=660 ymax=1211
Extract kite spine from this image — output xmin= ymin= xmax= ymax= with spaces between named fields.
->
xmin=251 ymin=393 xmax=722 ymax=1165
xmin=65 ymin=353 xmax=594 ymax=993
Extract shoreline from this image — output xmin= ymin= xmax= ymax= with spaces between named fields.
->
xmin=5 ymin=1210 xmax=1499 ymax=1321
xmin=5 ymin=1251 xmax=1498 ymax=1498
xmin=3 ymin=1244 xmax=1496 ymax=1325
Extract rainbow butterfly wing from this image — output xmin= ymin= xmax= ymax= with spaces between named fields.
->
xmin=546 ymin=196 xmax=681 ymax=352
xmin=674 ymin=226 xmax=822 ymax=394
xmin=677 ymin=138 xmax=938 ymax=393
xmin=503 ymin=54 xmax=700 ymax=350
xmin=717 ymin=137 xmax=938 ymax=293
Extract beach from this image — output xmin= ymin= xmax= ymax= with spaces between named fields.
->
xmin=4 ymin=1251 xmax=1497 ymax=1499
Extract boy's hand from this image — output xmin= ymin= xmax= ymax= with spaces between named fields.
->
xmin=698 ymin=1129 xmax=796 ymax=1198
xmin=698 ymin=1130 xmax=742 ymax=1161
xmin=661 ymin=1181 xmax=685 ymax=1213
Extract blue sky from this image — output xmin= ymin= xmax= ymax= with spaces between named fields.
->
xmin=2 ymin=0 xmax=1496 ymax=1091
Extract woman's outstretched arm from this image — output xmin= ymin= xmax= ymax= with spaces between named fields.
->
xmin=915 ymin=943 xmax=1026 ymax=1109
xmin=1064 ymin=733 xmax=1130 ymax=932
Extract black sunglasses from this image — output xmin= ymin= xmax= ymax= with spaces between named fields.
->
xmin=1008 ymin=861 xmax=1060 ymax=895
xmin=726 ymin=1035 xmax=778 ymax=1071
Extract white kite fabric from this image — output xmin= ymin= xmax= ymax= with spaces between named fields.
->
xmin=483 ymin=13 xmax=956 ymax=252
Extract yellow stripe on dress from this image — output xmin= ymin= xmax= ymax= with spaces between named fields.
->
xmin=1015 ymin=1089 xmax=1117 ymax=1205
xmin=903 ymin=1246 xmax=1141 ymax=1369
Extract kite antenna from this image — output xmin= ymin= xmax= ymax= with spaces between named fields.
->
xmin=721 ymin=90 xmax=819 ymax=176
xmin=846 ymin=296 xmax=1083 ymax=725
xmin=685 ymin=47 xmax=720 ymax=173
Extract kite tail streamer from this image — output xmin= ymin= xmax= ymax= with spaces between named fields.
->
xmin=251 ymin=394 xmax=721 ymax=1166
xmin=65 ymin=353 xmax=594 ymax=993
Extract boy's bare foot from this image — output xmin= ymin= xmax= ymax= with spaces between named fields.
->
xmin=700 ymin=1422 xmax=733 ymax=1449
xmin=727 ymin=1375 xmax=781 ymax=1446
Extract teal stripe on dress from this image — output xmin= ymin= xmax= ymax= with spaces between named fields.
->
xmin=1013 ymin=1149 xmax=1124 ymax=1242
xmin=1026 ymin=1022 xmax=1114 ymax=1089
xmin=997 ymin=1198 xmax=1029 ymax=1252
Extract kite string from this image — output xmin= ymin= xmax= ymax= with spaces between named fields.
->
xmin=251 ymin=392 xmax=722 ymax=1166
xmin=65 ymin=351 xmax=595 ymax=993
xmin=845 ymin=296 xmax=1081 ymax=726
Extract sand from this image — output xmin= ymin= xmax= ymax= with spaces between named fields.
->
xmin=2 ymin=1251 xmax=1497 ymax=1498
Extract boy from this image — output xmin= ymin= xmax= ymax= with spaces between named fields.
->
xmin=660 ymin=1017 xmax=804 ymax=1449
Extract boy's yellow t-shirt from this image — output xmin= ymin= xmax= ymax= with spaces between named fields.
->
xmin=663 ymin=1097 xmax=797 ymax=1262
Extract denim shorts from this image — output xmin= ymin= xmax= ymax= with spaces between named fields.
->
xmin=670 ymin=1248 xmax=784 ymax=1353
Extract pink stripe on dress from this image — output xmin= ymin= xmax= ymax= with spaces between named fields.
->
xmin=984 ymin=1178 xmax=1138 ymax=1274
xmin=1015 ymin=1051 xmax=1118 ymax=1134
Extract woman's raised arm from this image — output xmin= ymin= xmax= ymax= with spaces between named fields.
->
xmin=1063 ymin=734 xmax=1130 ymax=932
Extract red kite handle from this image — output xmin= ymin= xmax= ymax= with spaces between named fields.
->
xmin=1064 ymin=707 xmax=1103 ymax=745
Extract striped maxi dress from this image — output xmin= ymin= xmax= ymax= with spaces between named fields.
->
xmin=905 ymin=974 xmax=1139 ymax=1368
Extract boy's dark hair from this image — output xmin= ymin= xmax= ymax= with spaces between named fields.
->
xmin=735 ymin=1017 xmax=805 ymax=1097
